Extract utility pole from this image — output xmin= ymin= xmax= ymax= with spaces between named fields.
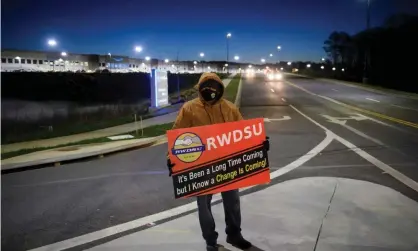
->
xmin=363 ymin=0 xmax=371 ymax=84
xmin=226 ymin=33 xmax=231 ymax=74
xmin=176 ymin=50 xmax=180 ymax=102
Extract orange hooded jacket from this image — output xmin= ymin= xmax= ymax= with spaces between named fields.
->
xmin=171 ymin=72 xmax=243 ymax=131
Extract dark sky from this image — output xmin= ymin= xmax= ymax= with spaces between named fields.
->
xmin=1 ymin=0 xmax=417 ymax=62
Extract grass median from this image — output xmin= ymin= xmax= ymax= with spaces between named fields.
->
xmin=223 ymin=73 xmax=241 ymax=103
xmin=1 ymin=122 xmax=174 ymax=160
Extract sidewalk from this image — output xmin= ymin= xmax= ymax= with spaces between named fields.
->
xmin=1 ymin=75 xmax=235 ymax=153
xmin=87 ymin=177 xmax=418 ymax=251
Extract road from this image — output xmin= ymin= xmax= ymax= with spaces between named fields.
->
xmin=2 ymin=74 xmax=418 ymax=251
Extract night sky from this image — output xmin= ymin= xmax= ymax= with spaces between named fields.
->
xmin=2 ymin=0 xmax=417 ymax=63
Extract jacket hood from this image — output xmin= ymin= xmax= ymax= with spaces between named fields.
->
xmin=194 ymin=72 xmax=225 ymax=104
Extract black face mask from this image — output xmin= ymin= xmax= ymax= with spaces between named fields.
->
xmin=201 ymin=88 xmax=218 ymax=102
xmin=199 ymin=80 xmax=223 ymax=102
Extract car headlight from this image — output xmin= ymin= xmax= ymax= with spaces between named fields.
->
xmin=275 ymin=73 xmax=283 ymax=80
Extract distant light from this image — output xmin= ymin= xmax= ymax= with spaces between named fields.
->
xmin=261 ymin=58 xmax=266 ymax=63
xmin=287 ymin=62 xmax=292 ymax=65
xmin=277 ymin=45 xmax=281 ymax=50
xmin=234 ymin=55 xmax=239 ymax=60
xmin=47 ymin=39 xmax=57 ymax=46
xmin=108 ymin=53 xmax=111 ymax=56
xmin=342 ymin=68 xmax=345 ymax=72
xmin=332 ymin=67 xmax=336 ymax=71
xmin=249 ymin=65 xmax=252 ymax=68
xmin=225 ymin=63 xmax=229 ymax=67
xmin=280 ymin=67 xmax=283 ymax=70
xmin=321 ymin=65 xmax=324 ymax=69
xmin=307 ymin=64 xmax=311 ymax=68
xmin=61 ymin=52 xmax=67 ymax=56
xmin=200 ymin=52 xmax=205 ymax=57
xmin=145 ymin=56 xmax=151 ymax=61
xmin=193 ymin=61 xmax=197 ymax=64
xmin=208 ymin=66 xmax=211 ymax=69
xmin=227 ymin=33 xmax=232 ymax=38
xmin=322 ymin=58 xmax=325 ymax=61
xmin=269 ymin=54 xmax=273 ymax=57
xmin=58 ymin=58 xmax=63 ymax=62
xmin=15 ymin=56 xmax=21 ymax=60
xmin=135 ymin=46 xmax=143 ymax=53
xmin=171 ymin=64 xmax=175 ymax=68
xmin=164 ymin=59 xmax=169 ymax=63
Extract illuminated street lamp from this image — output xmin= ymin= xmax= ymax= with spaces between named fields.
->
xmin=225 ymin=64 xmax=229 ymax=67
xmin=193 ymin=61 xmax=197 ymax=65
xmin=269 ymin=54 xmax=273 ymax=57
xmin=321 ymin=65 xmax=324 ymax=69
xmin=287 ymin=62 xmax=292 ymax=65
xmin=226 ymin=33 xmax=231 ymax=73
xmin=322 ymin=58 xmax=325 ymax=61
xmin=234 ymin=55 xmax=239 ymax=61
xmin=261 ymin=58 xmax=266 ymax=63
xmin=47 ymin=39 xmax=57 ymax=47
xmin=249 ymin=65 xmax=252 ymax=68
xmin=332 ymin=67 xmax=336 ymax=71
xmin=200 ymin=52 xmax=205 ymax=57
xmin=307 ymin=64 xmax=311 ymax=68
xmin=277 ymin=45 xmax=281 ymax=50
xmin=164 ymin=59 xmax=169 ymax=63
xmin=61 ymin=52 xmax=67 ymax=56
xmin=134 ymin=46 xmax=143 ymax=53
xmin=145 ymin=56 xmax=151 ymax=61
xmin=342 ymin=68 xmax=345 ymax=72
xmin=280 ymin=67 xmax=284 ymax=70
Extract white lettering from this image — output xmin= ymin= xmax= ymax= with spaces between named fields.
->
xmin=192 ymin=180 xmax=210 ymax=190
xmin=216 ymin=132 xmax=232 ymax=147
xmin=189 ymin=170 xmax=205 ymax=180
xmin=243 ymin=126 xmax=252 ymax=139
xmin=233 ymin=130 xmax=243 ymax=142
xmin=207 ymin=137 xmax=217 ymax=150
xmin=243 ymin=150 xmax=264 ymax=162
xmin=211 ymin=163 xmax=227 ymax=173
xmin=227 ymin=157 xmax=242 ymax=167
xmin=253 ymin=123 xmax=262 ymax=136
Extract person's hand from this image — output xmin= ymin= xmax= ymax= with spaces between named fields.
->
xmin=167 ymin=158 xmax=175 ymax=176
xmin=263 ymin=136 xmax=270 ymax=152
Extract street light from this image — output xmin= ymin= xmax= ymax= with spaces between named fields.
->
xmin=321 ymin=65 xmax=324 ymax=69
xmin=47 ymin=39 xmax=57 ymax=47
xmin=226 ymin=33 xmax=231 ymax=73
xmin=200 ymin=52 xmax=205 ymax=57
xmin=249 ymin=65 xmax=252 ymax=68
xmin=342 ymin=68 xmax=345 ymax=72
xmin=145 ymin=56 xmax=151 ymax=61
xmin=332 ymin=67 xmax=336 ymax=71
xmin=322 ymin=58 xmax=325 ymax=61
xmin=261 ymin=58 xmax=266 ymax=63
xmin=164 ymin=59 xmax=169 ymax=63
xmin=269 ymin=54 xmax=273 ymax=57
xmin=61 ymin=52 xmax=67 ymax=56
xmin=287 ymin=62 xmax=292 ymax=65
xmin=277 ymin=45 xmax=281 ymax=50
xmin=234 ymin=55 xmax=239 ymax=60
xmin=225 ymin=64 xmax=229 ymax=67
xmin=134 ymin=46 xmax=143 ymax=53
xmin=193 ymin=61 xmax=197 ymax=65
xmin=280 ymin=67 xmax=284 ymax=70
xmin=307 ymin=64 xmax=311 ymax=68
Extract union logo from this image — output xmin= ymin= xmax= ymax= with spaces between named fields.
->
xmin=171 ymin=132 xmax=205 ymax=163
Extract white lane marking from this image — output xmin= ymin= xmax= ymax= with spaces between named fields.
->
xmin=338 ymin=122 xmax=385 ymax=146
xmin=28 ymin=130 xmax=333 ymax=251
xmin=391 ymin=104 xmax=418 ymax=112
xmin=264 ymin=116 xmax=291 ymax=122
xmin=290 ymin=104 xmax=418 ymax=193
xmin=366 ymin=97 xmax=380 ymax=102
xmin=270 ymin=88 xmax=275 ymax=93
xmin=281 ymin=97 xmax=286 ymax=102
xmin=331 ymin=89 xmax=339 ymax=92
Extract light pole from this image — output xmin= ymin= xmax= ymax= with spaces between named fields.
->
xmin=226 ymin=33 xmax=231 ymax=74
xmin=47 ymin=39 xmax=57 ymax=71
xmin=200 ymin=52 xmax=205 ymax=72
xmin=363 ymin=0 xmax=371 ymax=84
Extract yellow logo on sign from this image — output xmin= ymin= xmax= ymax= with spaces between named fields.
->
xmin=171 ymin=133 xmax=206 ymax=163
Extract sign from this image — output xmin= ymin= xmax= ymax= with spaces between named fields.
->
xmin=150 ymin=69 xmax=169 ymax=108
xmin=167 ymin=118 xmax=270 ymax=199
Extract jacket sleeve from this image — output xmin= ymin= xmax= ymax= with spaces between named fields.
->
xmin=167 ymin=104 xmax=192 ymax=160
xmin=172 ymin=104 xmax=192 ymax=130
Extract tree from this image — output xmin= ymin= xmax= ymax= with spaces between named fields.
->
xmin=323 ymin=31 xmax=352 ymax=66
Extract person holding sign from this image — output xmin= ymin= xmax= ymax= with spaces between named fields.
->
xmin=167 ymin=72 xmax=270 ymax=251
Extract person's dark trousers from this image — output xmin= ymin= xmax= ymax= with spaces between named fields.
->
xmin=196 ymin=189 xmax=241 ymax=246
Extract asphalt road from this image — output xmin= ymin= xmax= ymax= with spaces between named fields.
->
xmin=2 ymin=74 xmax=418 ymax=251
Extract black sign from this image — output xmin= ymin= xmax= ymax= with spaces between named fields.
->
xmin=172 ymin=145 xmax=269 ymax=198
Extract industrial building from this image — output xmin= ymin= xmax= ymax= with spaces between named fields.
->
xmin=1 ymin=49 xmax=230 ymax=73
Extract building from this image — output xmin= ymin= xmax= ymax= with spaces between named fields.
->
xmin=1 ymin=49 xmax=234 ymax=73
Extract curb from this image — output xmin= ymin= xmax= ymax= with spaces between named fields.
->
xmin=235 ymin=76 xmax=243 ymax=108
xmin=1 ymin=136 xmax=164 ymax=172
